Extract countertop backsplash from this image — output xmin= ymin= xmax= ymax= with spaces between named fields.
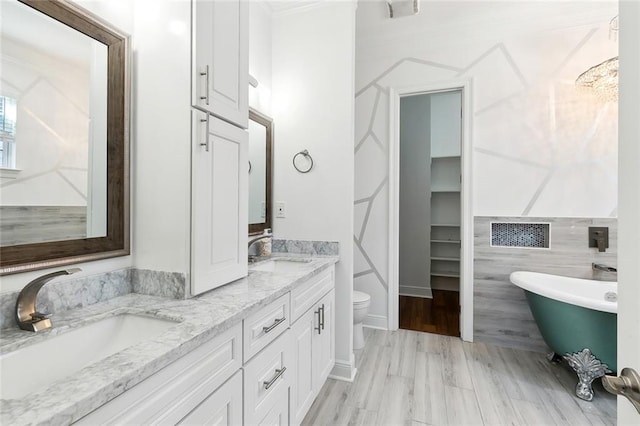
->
xmin=0 ymin=268 xmax=189 ymax=330
xmin=272 ymin=239 xmax=339 ymax=256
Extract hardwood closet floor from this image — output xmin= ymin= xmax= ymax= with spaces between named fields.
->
xmin=399 ymin=291 xmax=460 ymax=337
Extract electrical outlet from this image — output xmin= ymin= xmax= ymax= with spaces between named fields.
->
xmin=276 ymin=202 xmax=286 ymax=218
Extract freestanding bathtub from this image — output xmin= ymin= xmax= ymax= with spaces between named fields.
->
xmin=510 ymin=271 xmax=617 ymax=401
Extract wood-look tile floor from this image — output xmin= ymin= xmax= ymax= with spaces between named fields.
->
xmin=302 ymin=329 xmax=616 ymax=426
xmin=399 ymin=292 xmax=460 ymax=337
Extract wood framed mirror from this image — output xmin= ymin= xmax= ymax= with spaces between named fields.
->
xmin=0 ymin=0 xmax=130 ymax=274
xmin=248 ymin=108 xmax=273 ymax=235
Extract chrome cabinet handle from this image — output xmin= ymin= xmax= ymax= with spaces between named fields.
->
xmin=314 ymin=309 xmax=321 ymax=334
xmin=198 ymin=118 xmax=209 ymax=152
xmin=262 ymin=317 xmax=286 ymax=334
xmin=263 ymin=366 xmax=287 ymax=390
xmin=320 ymin=304 xmax=325 ymax=330
xmin=200 ymin=65 xmax=210 ymax=105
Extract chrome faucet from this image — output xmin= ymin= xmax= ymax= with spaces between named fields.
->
xmin=248 ymin=230 xmax=272 ymax=262
xmin=592 ymin=263 xmax=617 ymax=273
xmin=15 ymin=268 xmax=81 ymax=332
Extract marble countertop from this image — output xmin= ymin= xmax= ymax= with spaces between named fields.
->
xmin=0 ymin=256 xmax=337 ymax=425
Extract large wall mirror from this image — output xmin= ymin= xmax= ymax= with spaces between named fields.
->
xmin=248 ymin=109 xmax=272 ymax=235
xmin=0 ymin=0 xmax=130 ymax=274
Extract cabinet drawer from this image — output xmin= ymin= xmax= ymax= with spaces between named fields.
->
xmin=290 ymin=266 xmax=334 ymax=322
xmin=255 ymin=383 xmax=289 ymax=426
xmin=243 ymin=293 xmax=290 ymax=361
xmin=244 ymin=330 xmax=292 ymax=426
xmin=76 ymin=323 xmax=242 ymax=425
xmin=178 ymin=370 xmax=242 ymax=425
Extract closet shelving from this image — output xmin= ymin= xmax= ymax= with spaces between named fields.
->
xmin=430 ymin=156 xmax=461 ymax=290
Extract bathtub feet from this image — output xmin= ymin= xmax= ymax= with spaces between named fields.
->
xmin=563 ymin=348 xmax=611 ymax=401
xmin=546 ymin=352 xmax=562 ymax=363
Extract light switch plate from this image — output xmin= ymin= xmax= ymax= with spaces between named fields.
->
xmin=276 ymin=202 xmax=286 ymax=218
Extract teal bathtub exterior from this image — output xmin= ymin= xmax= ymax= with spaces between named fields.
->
xmin=525 ymin=290 xmax=617 ymax=372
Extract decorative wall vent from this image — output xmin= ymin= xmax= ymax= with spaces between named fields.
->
xmin=491 ymin=222 xmax=550 ymax=248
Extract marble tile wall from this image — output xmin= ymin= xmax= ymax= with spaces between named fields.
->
xmin=474 ymin=217 xmax=617 ymax=353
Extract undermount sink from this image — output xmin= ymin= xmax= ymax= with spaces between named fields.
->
xmin=0 ymin=314 xmax=179 ymax=400
xmin=250 ymin=258 xmax=313 ymax=273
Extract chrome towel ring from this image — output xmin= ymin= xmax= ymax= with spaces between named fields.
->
xmin=293 ymin=149 xmax=314 ymax=173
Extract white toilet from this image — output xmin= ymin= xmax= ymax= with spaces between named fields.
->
xmin=353 ymin=290 xmax=371 ymax=350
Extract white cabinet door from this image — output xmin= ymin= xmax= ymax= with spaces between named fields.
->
xmin=315 ymin=289 xmax=335 ymax=385
xmin=192 ymin=0 xmax=248 ymax=129
xmin=191 ymin=111 xmax=248 ymax=295
xmin=178 ymin=370 xmax=242 ymax=425
xmin=290 ymin=288 xmax=336 ymax=425
xmin=291 ymin=307 xmax=317 ymax=425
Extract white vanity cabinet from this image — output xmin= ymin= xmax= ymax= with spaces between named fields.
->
xmin=192 ymin=0 xmax=248 ymax=129
xmin=191 ymin=111 xmax=248 ymax=296
xmin=290 ymin=270 xmax=336 ymax=425
xmin=75 ymin=324 xmax=243 ymax=425
xmin=76 ymin=266 xmax=335 ymax=426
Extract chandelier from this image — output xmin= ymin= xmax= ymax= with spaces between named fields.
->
xmin=575 ymin=16 xmax=618 ymax=101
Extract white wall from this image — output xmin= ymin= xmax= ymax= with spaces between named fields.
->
xmin=130 ymin=0 xmax=192 ymax=275
xmin=272 ymin=1 xmax=356 ymax=379
xmin=249 ymin=1 xmax=273 ymax=116
xmin=398 ymin=95 xmax=431 ymax=297
xmin=430 ymin=91 xmax=461 ymax=158
xmin=0 ymin=0 xmax=135 ymax=293
xmin=355 ymin=1 xmax=618 ymax=322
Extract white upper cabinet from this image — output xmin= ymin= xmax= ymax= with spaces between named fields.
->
xmin=192 ymin=0 xmax=249 ymax=129
xmin=191 ymin=110 xmax=248 ymax=295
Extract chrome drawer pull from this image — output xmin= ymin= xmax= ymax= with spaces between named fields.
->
xmin=263 ymin=317 xmax=286 ymax=334
xmin=315 ymin=309 xmax=321 ymax=334
xmin=199 ymin=118 xmax=209 ymax=152
xmin=320 ymin=304 xmax=325 ymax=330
xmin=263 ymin=366 xmax=287 ymax=390
xmin=200 ymin=65 xmax=210 ymax=105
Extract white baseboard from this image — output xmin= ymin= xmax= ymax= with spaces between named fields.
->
xmin=399 ymin=285 xmax=433 ymax=298
xmin=363 ymin=314 xmax=388 ymax=330
xmin=431 ymin=281 xmax=459 ymax=292
xmin=329 ymin=359 xmax=357 ymax=382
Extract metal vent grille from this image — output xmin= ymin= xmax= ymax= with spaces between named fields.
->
xmin=491 ymin=222 xmax=550 ymax=248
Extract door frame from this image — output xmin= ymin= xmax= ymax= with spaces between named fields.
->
xmin=388 ymin=80 xmax=474 ymax=341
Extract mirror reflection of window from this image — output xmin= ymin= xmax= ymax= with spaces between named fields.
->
xmin=0 ymin=96 xmax=17 ymax=169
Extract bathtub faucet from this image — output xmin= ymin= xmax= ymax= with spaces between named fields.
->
xmin=592 ymin=263 xmax=617 ymax=273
